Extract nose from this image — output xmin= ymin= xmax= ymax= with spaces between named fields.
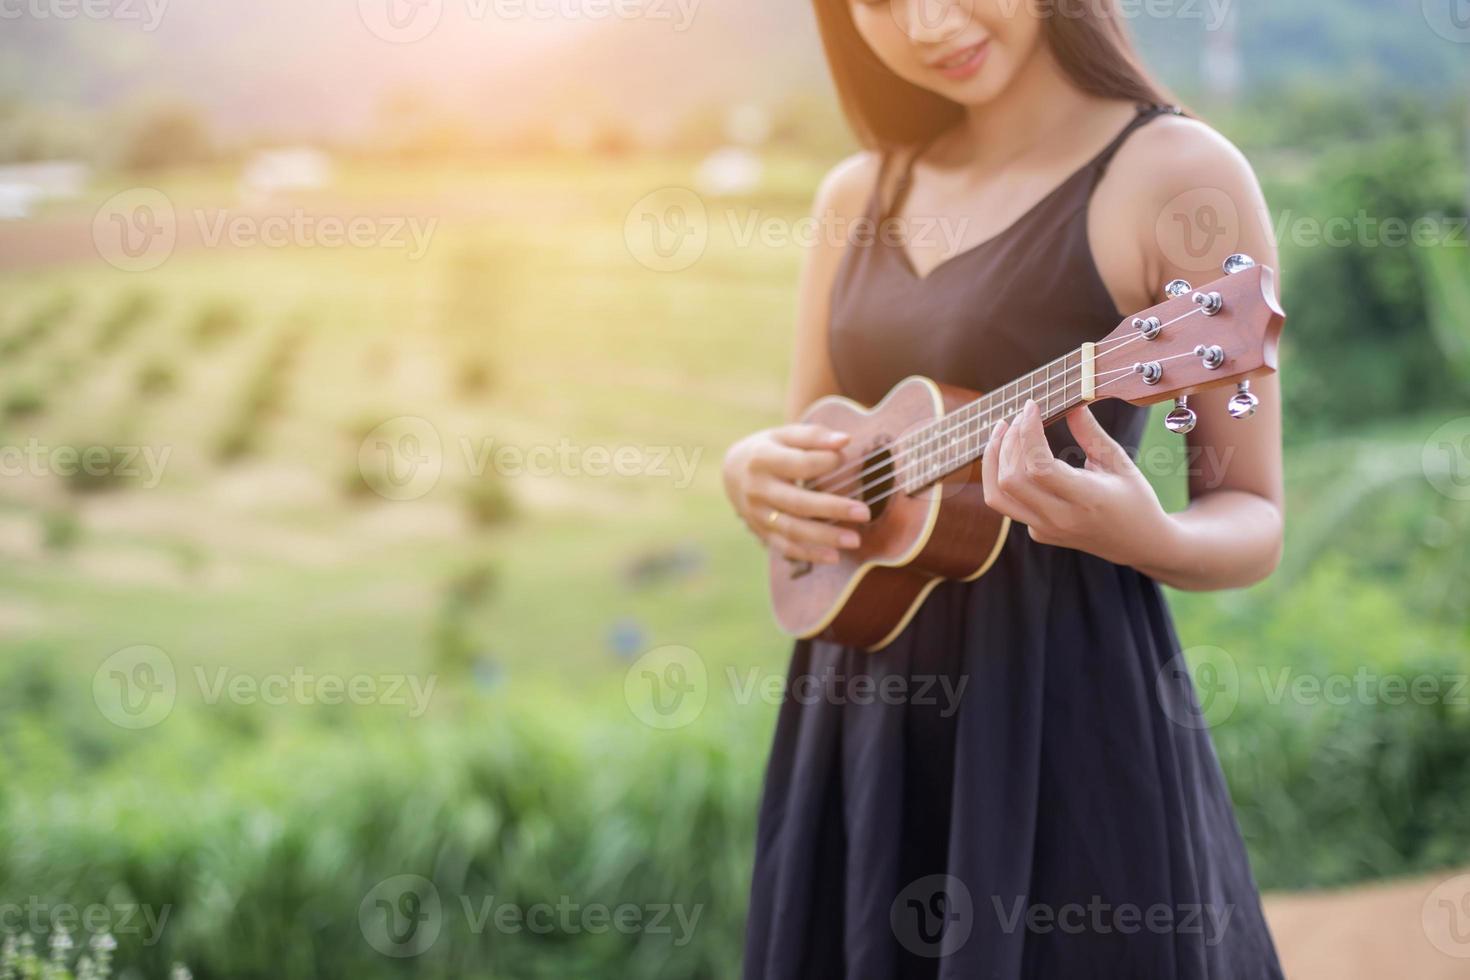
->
xmin=894 ymin=0 xmax=968 ymax=44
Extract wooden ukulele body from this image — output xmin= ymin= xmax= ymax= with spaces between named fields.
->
xmin=768 ymin=376 xmax=1011 ymax=651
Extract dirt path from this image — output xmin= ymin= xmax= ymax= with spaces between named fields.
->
xmin=1264 ymin=869 xmax=1470 ymax=979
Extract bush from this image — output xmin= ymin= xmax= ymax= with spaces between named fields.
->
xmin=3 ymin=388 xmax=45 ymax=421
xmin=95 ymin=291 xmax=156 ymax=353
xmin=460 ymin=476 xmax=516 ymax=528
xmin=191 ymin=303 xmax=244 ymax=349
xmin=137 ymin=361 xmax=178 ymax=397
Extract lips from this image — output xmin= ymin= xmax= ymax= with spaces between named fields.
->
xmin=929 ymin=40 xmax=990 ymax=81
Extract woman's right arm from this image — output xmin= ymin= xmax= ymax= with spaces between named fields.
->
xmin=721 ymin=153 xmax=880 ymax=565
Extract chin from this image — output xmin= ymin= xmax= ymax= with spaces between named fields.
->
xmin=916 ymin=56 xmax=1015 ymax=108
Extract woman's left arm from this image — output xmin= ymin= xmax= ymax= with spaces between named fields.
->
xmin=981 ymin=118 xmax=1284 ymax=591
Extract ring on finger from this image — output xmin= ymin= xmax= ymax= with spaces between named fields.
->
xmin=766 ymin=508 xmax=781 ymax=528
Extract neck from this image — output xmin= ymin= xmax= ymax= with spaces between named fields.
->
xmin=895 ymin=342 xmax=1096 ymax=494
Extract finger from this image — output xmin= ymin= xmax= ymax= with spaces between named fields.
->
xmin=1066 ymin=405 xmax=1129 ymax=474
xmin=758 ymin=444 xmax=846 ymax=482
xmin=767 ymin=532 xmax=840 ymax=565
xmin=761 ymin=479 xmax=871 ymax=524
xmin=982 ymin=419 xmax=1048 ymax=528
xmin=996 ymin=403 xmax=1065 ymax=511
xmin=773 ymin=423 xmax=850 ymax=451
xmin=1011 ymin=399 xmax=1064 ymax=486
xmin=768 ymin=510 xmax=862 ymax=551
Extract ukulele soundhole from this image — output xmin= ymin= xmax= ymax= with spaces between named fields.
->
xmin=857 ymin=438 xmax=897 ymax=521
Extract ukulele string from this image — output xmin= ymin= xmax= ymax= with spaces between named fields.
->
xmin=835 ymin=350 xmax=1205 ymax=514
xmin=803 ymin=310 xmax=1200 ymax=496
xmin=806 ymin=308 xmax=1202 ymax=498
xmin=836 ymin=360 xmax=1154 ymax=508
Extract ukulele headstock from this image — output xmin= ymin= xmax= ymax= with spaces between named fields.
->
xmin=1090 ymin=255 xmax=1284 ymax=428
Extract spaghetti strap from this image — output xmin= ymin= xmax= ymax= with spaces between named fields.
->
xmin=1087 ymin=102 xmax=1184 ymax=181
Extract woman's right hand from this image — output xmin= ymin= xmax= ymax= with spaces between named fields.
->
xmin=722 ymin=424 xmax=872 ymax=565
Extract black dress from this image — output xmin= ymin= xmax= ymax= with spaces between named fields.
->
xmin=742 ymin=105 xmax=1285 ymax=979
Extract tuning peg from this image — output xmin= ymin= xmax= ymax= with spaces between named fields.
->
xmin=1222 ymin=253 xmax=1256 ymax=275
xmin=1227 ymin=380 xmax=1259 ymax=419
xmin=1164 ymin=278 xmax=1193 ymax=298
xmin=1164 ymin=396 xmax=1197 ymax=434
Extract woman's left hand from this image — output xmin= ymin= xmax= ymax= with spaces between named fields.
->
xmin=981 ymin=398 xmax=1175 ymax=568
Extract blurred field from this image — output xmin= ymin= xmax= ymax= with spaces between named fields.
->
xmin=1 ymin=121 xmax=1469 ymax=977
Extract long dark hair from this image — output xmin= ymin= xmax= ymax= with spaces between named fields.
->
xmin=813 ymin=0 xmax=1172 ymax=148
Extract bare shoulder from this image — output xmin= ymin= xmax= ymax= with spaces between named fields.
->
xmin=1091 ymin=113 xmax=1277 ymax=310
xmin=813 ymin=151 xmax=882 ymax=219
xmin=1111 ymin=114 xmax=1262 ymax=204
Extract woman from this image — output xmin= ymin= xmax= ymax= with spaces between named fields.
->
xmin=722 ymin=1 xmax=1286 ymax=977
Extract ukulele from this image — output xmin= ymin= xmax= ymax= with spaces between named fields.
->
xmin=769 ymin=254 xmax=1284 ymax=651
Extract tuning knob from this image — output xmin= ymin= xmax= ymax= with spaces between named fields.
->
xmin=1164 ymin=278 xmax=1193 ymax=298
xmin=1222 ymin=253 xmax=1256 ymax=275
xmin=1164 ymin=396 xmax=1197 ymax=434
xmin=1227 ymin=380 xmax=1259 ymax=419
